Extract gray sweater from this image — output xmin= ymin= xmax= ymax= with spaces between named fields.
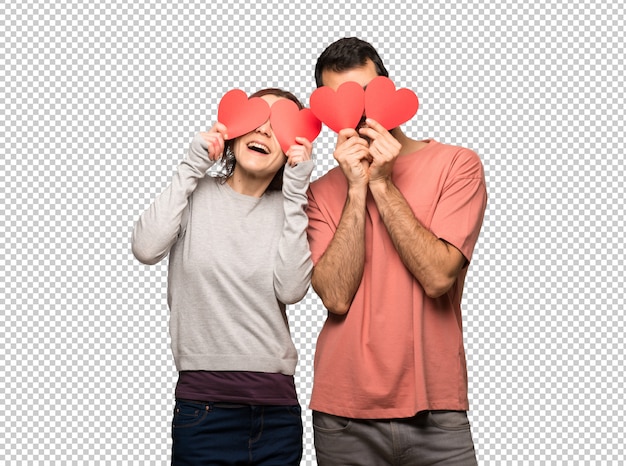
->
xmin=132 ymin=134 xmax=314 ymax=375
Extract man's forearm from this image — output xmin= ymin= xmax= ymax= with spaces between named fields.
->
xmin=311 ymin=186 xmax=368 ymax=315
xmin=369 ymin=179 xmax=465 ymax=298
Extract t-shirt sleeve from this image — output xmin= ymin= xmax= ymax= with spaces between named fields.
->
xmin=430 ymin=148 xmax=487 ymax=264
xmin=306 ymin=186 xmax=336 ymax=266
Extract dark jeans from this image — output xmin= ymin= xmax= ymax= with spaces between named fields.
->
xmin=313 ymin=410 xmax=478 ymax=466
xmin=172 ymin=400 xmax=302 ymax=465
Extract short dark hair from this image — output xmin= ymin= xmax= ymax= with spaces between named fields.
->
xmin=314 ymin=37 xmax=389 ymax=87
xmin=221 ymin=88 xmax=303 ymax=191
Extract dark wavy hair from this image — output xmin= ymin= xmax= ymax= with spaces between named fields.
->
xmin=219 ymin=88 xmax=303 ymax=191
xmin=314 ymin=37 xmax=389 ymax=88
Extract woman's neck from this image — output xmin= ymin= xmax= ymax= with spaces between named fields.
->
xmin=226 ymin=170 xmax=272 ymax=197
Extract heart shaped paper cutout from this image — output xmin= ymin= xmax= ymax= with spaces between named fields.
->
xmin=270 ymin=99 xmax=322 ymax=153
xmin=217 ymin=89 xmax=271 ymax=139
xmin=310 ymin=81 xmax=365 ymax=133
xmin=364 ymin=76 xmax=419 ymax=130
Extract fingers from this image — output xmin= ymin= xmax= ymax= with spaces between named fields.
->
xmin=354 ymin=118 xmax=402 ymax=184
xmin=199 ymin=123 xmax=228 ymax=161
xmin=358 ymin=118 xmax=401 ymax=162
xmin=286 ymin=137 xmax=313 ymax=166
xmin=369 ymin=134 xmax=401 ymax=160
xmin=362 ymin=118 xmax=385 ymax=133
xmin=335 ymin=129 xmax=369 ymax=154
xmin=211 ymin=121 xmax=229 ymax=139
xmin=331 ymin=130 xmax=371 ymax=187
xmin=357 ymin=118 xmax=389 ymax=144
xmin=336 ymin=128 xmax=360 ymax=147
xmin=296 ymin=136 xmax=313 ymax=154
xmin=206 ymin=135 xmax=225 ymax=161
xmin=334 ymin=135 xmax=370 ymax=164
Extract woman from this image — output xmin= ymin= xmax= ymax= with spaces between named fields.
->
xmin=132 ymin=88 xmax=314 ymax=465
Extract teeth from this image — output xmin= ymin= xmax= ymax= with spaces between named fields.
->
xmin=247 ymin=142 xmax=269 ymax=154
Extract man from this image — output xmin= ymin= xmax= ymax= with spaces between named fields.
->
xmin=306 ymin=37 xmax=487 ymax=465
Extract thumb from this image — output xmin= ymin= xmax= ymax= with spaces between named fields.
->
xmin=336 ymin=128 xmax=358 ymax=146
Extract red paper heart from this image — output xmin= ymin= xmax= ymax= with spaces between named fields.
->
xmin=270 ymin=99 xmax=322 ymax=153
xmin=217 ymin=89 xmax=271 ymax=139
xmin=364 ymin=76 xmax=419 ymax=130
xmin=310 ymin=81 xmax=365 ymax=133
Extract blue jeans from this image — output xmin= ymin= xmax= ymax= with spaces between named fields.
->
xmin=313 ymin=410 xmax=477 ymax=466
xmin=171 ymin=400 xmax=302 ymax=465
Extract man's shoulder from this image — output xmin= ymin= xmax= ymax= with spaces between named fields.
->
xmin=413 ymin=140 xmax=483 ymax=172
xmin=310 ymin=165 xmax=346 ymax=191
xmin=417 ymin=139 xmax=477 ymax=157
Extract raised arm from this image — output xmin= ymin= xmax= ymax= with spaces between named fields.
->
xmin=309 ymin=130 xmax=370 ymax=315
xmin=310 ymin=185 xmax=368 ymax=315
xmin=369 ymin=178 xmax=467 ymax=298
xmin=131 ymin=127 xmax=226 ymax=264
xmin=362 ymin=119 xmax=485 ymax=298
xmin=273 ymin=138 xmax=315 ymax=304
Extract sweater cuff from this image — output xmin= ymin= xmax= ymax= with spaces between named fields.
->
xmin=283 ymin=160 xmax=314 ymax=193
xmin=183 ymin=133 xmax=217 ymax=175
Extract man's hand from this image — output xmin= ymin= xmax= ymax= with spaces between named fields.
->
xmin=358 ymin=118 xmax=402 ymax=185
xmin=334 ymin=128 xmax=371 ymax=188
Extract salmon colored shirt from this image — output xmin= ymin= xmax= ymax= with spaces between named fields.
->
xmin=306 ymin=140 xmax=487 ymax=419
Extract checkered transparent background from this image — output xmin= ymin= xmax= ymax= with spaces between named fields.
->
xmin=1 ymin=0 xmax=624 ymax=464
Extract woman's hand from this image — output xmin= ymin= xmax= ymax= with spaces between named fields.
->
xmin=285 ymin=136 xmax=313 ymax=166
xmin=198 ymin=122 xmax=229 ymax=161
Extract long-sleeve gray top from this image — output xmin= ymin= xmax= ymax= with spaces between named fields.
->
xmin=132 ymin=134 xmax=314 ymax=375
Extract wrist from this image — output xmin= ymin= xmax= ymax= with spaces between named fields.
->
xmin=368 ymin=176 xmax=393 ymax=194
xmin=347 ymin=181 xmax=369 ymax=198
xmin=187 ymin=134 xmax=214 ymax=167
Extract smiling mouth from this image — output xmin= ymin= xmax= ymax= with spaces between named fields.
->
xmin=247 ymin=142 xmax=270 ymax=154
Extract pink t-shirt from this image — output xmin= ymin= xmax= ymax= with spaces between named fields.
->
xmin=306 ymin=140 xmax=487 ymax=419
